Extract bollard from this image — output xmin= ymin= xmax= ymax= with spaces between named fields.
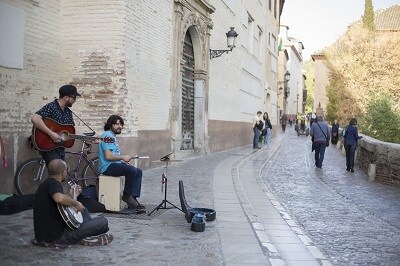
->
xmin=368 ymin=163 xmax=376 ymax=181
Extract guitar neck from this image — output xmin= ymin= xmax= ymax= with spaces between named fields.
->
xmin=69 ymin=134 xmax=99 ymax=142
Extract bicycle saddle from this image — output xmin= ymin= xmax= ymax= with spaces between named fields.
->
xmin=83 ymin=132 xmax=96 ymax=137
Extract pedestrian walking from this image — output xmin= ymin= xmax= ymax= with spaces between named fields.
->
xmin=262 ymin=112 xmax=273 ymax=147
xmin=310 ymin=116 xmax=330 ymax=168
xmin=331 ymin=120 xmax=339 ymax=145
xmin=252 ymin=111 xmax=263 ymax=149
xmin=343 ymin=118 xmax=363 ymax=173
xmin=280 ymin=113 xmax=287 ymax=132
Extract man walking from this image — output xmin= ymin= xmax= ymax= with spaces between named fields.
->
xmin=310 ymin=116 xmax=330 ymax=169
xmin=252 ymin=111 xmax=263 ymax=149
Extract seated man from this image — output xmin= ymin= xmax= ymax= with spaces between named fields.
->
xmin=33 ymin=159 xmax=112 ymax=247
xmin=98 ymin=115 xmax=145 ymax=210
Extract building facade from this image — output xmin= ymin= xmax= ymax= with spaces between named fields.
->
xmin=0 ymin=0 xmax=283 ymax=193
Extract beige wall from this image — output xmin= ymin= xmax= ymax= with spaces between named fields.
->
xmin=312 ymin=55 xmax=329 ymax=113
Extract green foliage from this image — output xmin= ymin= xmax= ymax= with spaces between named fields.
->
xmin=363 ymin=0 xmax=375 ymax=31
xmin=359 ymin=94 xmax=400 ymax=144
xmin=325 ymin=85 xmax=339 ymax=123
xmin=303 ymin=59 xmax=315 ymax=113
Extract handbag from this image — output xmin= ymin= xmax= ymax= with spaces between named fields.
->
xmin=316 ymin=122 xmax=329 ymax=147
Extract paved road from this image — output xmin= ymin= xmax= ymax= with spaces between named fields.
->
xmin=1 ymin=128 xmax=399 ymax=265
xmin=260 ymin=129 xmax=400 ymax=265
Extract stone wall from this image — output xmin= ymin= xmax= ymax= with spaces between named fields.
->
xmin=338 ymin=132 xmax=400 ymax=186
xmin=356 ymin=136 xmax=400 ymax=185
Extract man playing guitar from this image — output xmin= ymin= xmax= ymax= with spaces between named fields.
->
xmin=33 ymin=159 xmax=113 ymax=246
xmin=31 ymin=84 xmax=81 ymax=166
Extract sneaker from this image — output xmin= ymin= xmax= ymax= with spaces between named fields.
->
xmin=122 ymin=194 xmax=145 ymax=209
xmin=133 ymin=198 xmax=145 ymax=209
xmin=80 ymin=234 xmax=113 ymax=246
xmin=350 ymin=168 xmax=354 ymax=173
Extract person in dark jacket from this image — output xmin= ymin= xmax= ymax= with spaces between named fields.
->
xmin=331 ymin=120 xmax=339 ymax=145
xmin=310 ymin=116 xmax=330 ymax=168
xmin=344 ymin=118 xmax=363 ymax=172
xmin=262 ymin=112 xmax=273 ymax=147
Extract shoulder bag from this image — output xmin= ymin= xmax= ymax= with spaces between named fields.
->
xmin=316 ymin=122 xmax=330 ymax=147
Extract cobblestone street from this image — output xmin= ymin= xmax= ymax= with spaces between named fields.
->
xmin=260 ymin=129 xmax=400 ymax=265
xmin=1 ymin=129 xmax=400 ymax=265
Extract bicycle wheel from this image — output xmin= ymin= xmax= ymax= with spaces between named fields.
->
xmin=15 ymin=158 xmax=48 ymax=195
xmin=81 ymin=157 xmax=100 ymax=187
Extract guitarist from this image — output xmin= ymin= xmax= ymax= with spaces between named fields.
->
xmin=31 ymin=85 xmax=81 ymax=166
xmin=33 ymin=159 xmax=113 ymax=246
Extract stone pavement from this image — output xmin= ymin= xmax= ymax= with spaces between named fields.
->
xmin=1 ymin=128 xmax=400 ymax=265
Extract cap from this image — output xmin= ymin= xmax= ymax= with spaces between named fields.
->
xmin=59 ymin=85 xmax=81 ymax=97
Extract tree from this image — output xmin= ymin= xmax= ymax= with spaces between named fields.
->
xmin=303 ymin=59 xmax=315 ymax=114
xmin=363 ymin=0 xmax=375 ymax=31
xmin=322 ymin=21 xmax=400 ymax=143
xmin=359 ymin=94 xmax=400 ymax=144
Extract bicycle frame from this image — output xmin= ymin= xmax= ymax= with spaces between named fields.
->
xmin=65 ymin=141 xmax=99 ymax=183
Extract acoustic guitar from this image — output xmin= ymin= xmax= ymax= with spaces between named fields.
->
xmin=32 ymin=117 xmax=114 ymax=151
xmin=57 ymin=181 xmax=83 ymax=230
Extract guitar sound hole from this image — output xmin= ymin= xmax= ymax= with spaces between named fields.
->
xmin=59 ymin=131 xmax=69 ymax=141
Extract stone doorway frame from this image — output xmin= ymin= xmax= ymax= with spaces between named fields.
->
xmin=170 ymin=0 xmax=214 ymax=157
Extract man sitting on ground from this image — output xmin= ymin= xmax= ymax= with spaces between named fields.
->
xmin=33 ymin=159 xmax=113 ymax=247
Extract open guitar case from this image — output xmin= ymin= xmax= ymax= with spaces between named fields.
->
xmin=178 ymin=180 xmax=216 ymax=232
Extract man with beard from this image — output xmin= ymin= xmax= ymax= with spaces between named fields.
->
xmin=98 ymin=115 xmax=145 ymax=210
xmin=31 ymin=85 xmax=81 ymax=166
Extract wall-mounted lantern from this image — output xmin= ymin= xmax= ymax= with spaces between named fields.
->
xmin=210 ymin=27 xmax=238 ymax=59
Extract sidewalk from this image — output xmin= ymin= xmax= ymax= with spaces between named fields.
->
xmin=1 ymin=129 xmax=399 ymax=265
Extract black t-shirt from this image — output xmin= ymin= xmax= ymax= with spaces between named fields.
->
xmin=33 ymin=178 xmax=66 ymax=242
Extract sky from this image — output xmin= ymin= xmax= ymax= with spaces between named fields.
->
xmin=280 ymin=0 xmax=400 ymax=60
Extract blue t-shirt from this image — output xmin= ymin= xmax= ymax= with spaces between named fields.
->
xmin=98 ymin=130 xmax=121 ymax=173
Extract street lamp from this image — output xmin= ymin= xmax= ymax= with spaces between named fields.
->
xmin=210 ymin=27 xmax=239 ymax=59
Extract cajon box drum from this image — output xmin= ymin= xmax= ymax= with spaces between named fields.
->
xmin=98 ymin=175 xmax=126 ymax=211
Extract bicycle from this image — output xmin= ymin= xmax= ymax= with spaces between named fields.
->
xmin=14 ymin=133 xmax=100 ymax=195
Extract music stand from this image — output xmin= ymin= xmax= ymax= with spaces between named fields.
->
xmin=148 ymin=152 xmax=182 ymax=216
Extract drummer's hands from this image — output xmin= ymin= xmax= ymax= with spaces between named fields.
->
xmin=121 ymin=155 xmax=132 ymax=163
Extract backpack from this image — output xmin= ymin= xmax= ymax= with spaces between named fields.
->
xmin=342 ymin=126 xmax=348 ymax=138
xmin=0 ymin=194 xmax=35 ymax=215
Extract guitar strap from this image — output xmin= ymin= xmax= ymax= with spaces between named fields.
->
xmin=71 ymin=110 xmax=98 ymax=135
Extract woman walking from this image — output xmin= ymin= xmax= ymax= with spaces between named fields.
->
xmin=263 ymin=112 xmax=273 ymax=147
xmin=343 ymin=118 xmax=363 ymax=173
xmin=331 ymin=120 xmax=339 ymax=145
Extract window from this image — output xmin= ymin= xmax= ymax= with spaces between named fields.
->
xmin=247 ymin=13 xmax=254 ymax=54
xmin=0 ymin=2 xmax=25 ymax=69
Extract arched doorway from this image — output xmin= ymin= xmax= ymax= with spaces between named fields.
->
xmin=181 ymin=31 xmax=195 ymax=150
